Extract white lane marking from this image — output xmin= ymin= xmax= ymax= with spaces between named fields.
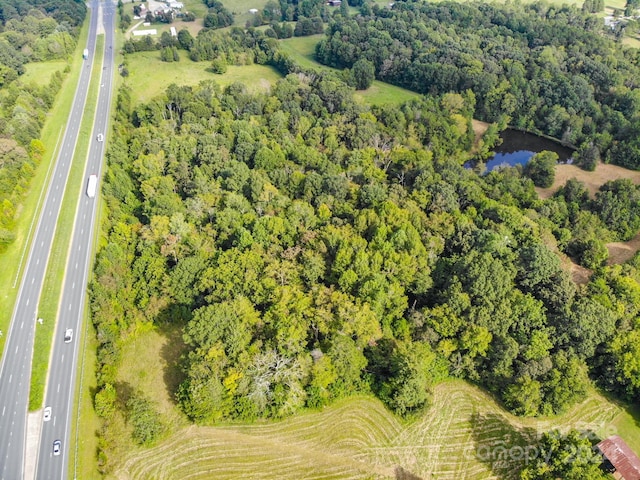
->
xmin=8 ymin=375 xmax=12 ymax=383
xmin=2 ymin=406 xmax=5 ymax=416
xmin=20 ymin=321 xmax=23 ymax=329
xmin=72 ymin=282 xmax=75 ymax=289
xmin=14 ymin=346 xmax=17 ymax=354
xmin=69 ymin=304 xmax=72 ymax=310
xmin=57 ymin=383 xmax=60 ymax=393
xmin=61 ymin=355 xmax=64 ymax=363
xmin=75 ymin=263 xmax=78 ymax=269
xmin=31 ymin=277 xmax=35 ymax=284
xmin=26 ymin=298 xmax=29 ymax=306
xmin=36 ymin=258 xmax=39 ymax=265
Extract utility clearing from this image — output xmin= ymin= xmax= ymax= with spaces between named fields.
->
xmin=113 ymin=381 xmax=624 ymax=480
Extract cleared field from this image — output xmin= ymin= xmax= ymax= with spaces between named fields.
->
xmin=124 ymin=51 xmax=280 ymax=105
xmin=535 ymin=163 xmax=640 ymax=268
xmin=21 ymin=60 xmax=67 ymax=87
xmin=536 ymin=162 xmax=640 ymax=199
xmin=112 ymin=380 xmax=627 ymax=480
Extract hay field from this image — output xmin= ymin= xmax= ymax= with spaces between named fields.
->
xmin=112 ymin=381 xmax=623 ymax=480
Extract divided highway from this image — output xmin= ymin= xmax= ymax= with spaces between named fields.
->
xmin=36 ymin=1 xmax=116 ymax=478
xmin=0 ymin=0 xmax=114 ymax=478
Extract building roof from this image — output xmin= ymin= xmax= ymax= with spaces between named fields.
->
xmin=597 ymin=436 xmax=640 ymax=480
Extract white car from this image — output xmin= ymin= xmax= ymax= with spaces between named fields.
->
xmin=97 ymin=133 xmax=103 ymax=142
xmin=43 ymin=406 xmax=51 ymax=422
xmin=53 ymin=440 xmax=61 ymax=456
xmin=64 ymin=329 xmax=73 ymax=343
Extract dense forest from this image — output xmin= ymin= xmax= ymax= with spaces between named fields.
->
xmin=0 ymin=0 xmax=85 ymax=247
xmin=95 ymin=31 xmax=640 ymax=476
xmin=316 ymin=1 xmax=640 ymax=169
xmin=91 ymin=0 xmax=640 ymax=475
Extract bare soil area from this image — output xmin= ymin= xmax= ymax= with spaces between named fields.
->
xmin=607 ymin=232 xmax=640 ymax=266
xmin=536 ymin=163 xmax=640 ymax=199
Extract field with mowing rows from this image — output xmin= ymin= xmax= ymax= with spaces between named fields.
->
xmin=112 ymin=381 xmax=626 ymax=480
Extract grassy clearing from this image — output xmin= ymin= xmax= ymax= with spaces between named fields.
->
xmin=220 ymin=0 xmax=270 ymax=27
xmin=536 ymin=163 xmax=640 ymax=200
xmin=124 ymin=50 xmax=279 ymax=104
xmin=0 ymin=24 xmax=89 ymax=363
xmin=116 ymin=322 xmax=188 ymax=430
xmin=29 ymin=35 xmax=105 ymax=410
xmin=21 ymin=60 xmax=68 ymax=87
xmin=111 ymin=379 xmax=628 ymax=480
xmin=279 ymin=35 xmax=420 ymax=106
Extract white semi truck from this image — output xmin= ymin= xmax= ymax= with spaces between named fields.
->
xmin=86 ymin=174 xmax=97 ymax=198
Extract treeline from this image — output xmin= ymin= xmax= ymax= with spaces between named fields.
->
xmin=93 ymin=48 xmax=640 ymax=471
xmin=0 ymin=0 xmax=85 ymax=247
xmin=315 ymin=1 xmax=640 ymax=169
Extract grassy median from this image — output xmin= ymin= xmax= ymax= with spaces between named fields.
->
xmin=29 ymin=34 xmax=105 ymax=411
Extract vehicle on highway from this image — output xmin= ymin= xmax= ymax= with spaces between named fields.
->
xmin=86 ymin=174 xmax=98 ymax=198
xmin=43 ymin=407 xmax=51 ymax=422
xmin=97 ymin=133 xmax=103 ymax=142
xmin=53 ymin=440 xmax=61 ymax=456
xmin=64 ymin=329 xmax=73 ymax=343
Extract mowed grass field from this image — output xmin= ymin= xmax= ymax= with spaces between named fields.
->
xmin=111 ymin=376 xmax=630 ymax=480
xmin=106 ymin=325 xmax=636 ymax=480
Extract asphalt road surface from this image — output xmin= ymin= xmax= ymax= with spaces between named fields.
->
xmin=35 ymin=1 xmax=116 ymax=478
xmin=0 ymin=0 xmax=113 ymax=478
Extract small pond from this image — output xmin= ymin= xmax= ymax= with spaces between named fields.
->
xmin=481 ymin=129 xmax=575 ymax=172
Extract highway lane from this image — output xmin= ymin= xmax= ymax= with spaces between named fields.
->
xmin=36 ymin=1 xmax=116 ymax=478
xmin=0 ymin=2 xmax=101 ymax=479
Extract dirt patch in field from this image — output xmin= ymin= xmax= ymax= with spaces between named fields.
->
xmin=536 ymin=163 xmax=640 ymax=199
xmin=607 ymin=232 xmax=640 ymax=265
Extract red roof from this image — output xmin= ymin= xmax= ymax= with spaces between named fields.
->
xmin=597 ymin=435 xmax=640 ymax=480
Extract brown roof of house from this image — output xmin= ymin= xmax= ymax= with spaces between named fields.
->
xmin=597 ymin=435 xmax=640 ymax=480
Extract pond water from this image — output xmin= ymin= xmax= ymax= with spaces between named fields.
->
xmin=482 ymin=129 xmax=575 ymax=172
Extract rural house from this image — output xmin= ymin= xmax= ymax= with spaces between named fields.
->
xmin=597 ymin=436 xmax=640 ymax=479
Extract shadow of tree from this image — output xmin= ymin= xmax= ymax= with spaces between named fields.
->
xmin=395 ymin=466 xmax=424 ymax=480
xmin=157 ymin=318 xmax=188 ymax=406
xmin=470 ymin=412 xmax=539 ymax=479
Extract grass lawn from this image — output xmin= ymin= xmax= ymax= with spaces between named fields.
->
xmin=21 ymin=60 xmax=68 ymax=87
xmin=124 ymin=50 xmax=280 ymax=105
xmin=29 ymin=34 xmax=105 ymax=410
xmin=110 ymin=374 xmax=628 ymax=480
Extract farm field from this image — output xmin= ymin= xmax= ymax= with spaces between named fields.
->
xmin=112 ymin=379 xmax=629 ymax=480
